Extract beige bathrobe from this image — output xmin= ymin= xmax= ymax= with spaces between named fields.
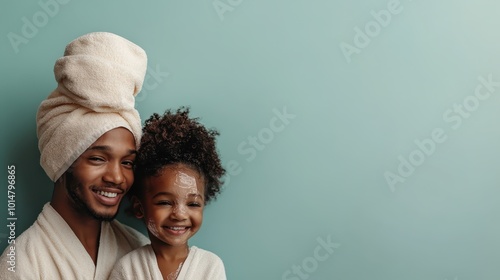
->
xmin=109 ymin=244 xmax=227 ymax=280
xmin=0 ymin=203 xmax=149 ymax=280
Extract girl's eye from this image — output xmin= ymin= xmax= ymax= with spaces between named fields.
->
xmin=156 ymin=201 xmax=172 ymax=206
xmin=188 ymin=202 xmax=201 ymax=207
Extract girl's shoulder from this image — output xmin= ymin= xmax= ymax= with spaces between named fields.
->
xmin=114 ymin=244 xmax=155 ymax=268
xmin=124 ymin=244 xmax=154 ymax=258
xmin=180 ymin=246 xmax=226 ymax=279
xmin=187 ymin=246 xmax=224 ymax=265
xmin=109 ymin=244 xmax=160 ymax=280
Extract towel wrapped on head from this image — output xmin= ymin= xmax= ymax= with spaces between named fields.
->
xmin=36 ymin=32 xmax=147 ymax=182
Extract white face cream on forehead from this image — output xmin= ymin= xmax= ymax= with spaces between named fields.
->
xmin=172 ymin=170 xmax=203 ymax=214
xmin=175 ymin=171 xmax=197 ymax=189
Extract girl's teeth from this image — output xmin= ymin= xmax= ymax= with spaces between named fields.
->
xmin=169 ymin=227 xmax=186 ymax=230
xmin=98 ymin=191 xmax=117 ymax=198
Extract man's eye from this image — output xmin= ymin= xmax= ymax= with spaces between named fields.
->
xmin=122 ymin=160 xmax=135 ymax=167
xmin=89 ymin=157 xmax=105 ymax=162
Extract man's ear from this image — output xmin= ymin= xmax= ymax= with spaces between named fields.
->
xmin=131 ymin=195 xmax=144 ymax=219
xmin=54 ymin=172 xmax=69 ymax=190
xmin=55 ymin=173 xmax=66 ymax=186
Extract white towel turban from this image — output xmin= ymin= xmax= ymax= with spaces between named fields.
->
xmin=36 ymin=32 xmax=147 ymax=182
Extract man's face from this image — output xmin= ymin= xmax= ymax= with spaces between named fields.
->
xmin=65 ymin=127 xmax=136 ymax=221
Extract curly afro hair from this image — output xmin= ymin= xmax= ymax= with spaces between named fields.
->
xmin=130 ymin=107 xmax=225 ymax=204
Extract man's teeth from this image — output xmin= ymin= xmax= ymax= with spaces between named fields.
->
xmin=97 ymin=191 xmax=117 ymax=198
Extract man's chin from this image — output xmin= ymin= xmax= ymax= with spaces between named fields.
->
xmin=96 ymin=215 xmax=117 ymax=222
xmin=90 ymin=210 xmax=118 ymax=222
xmin=87 ymin=205 xmax=120 ymax=221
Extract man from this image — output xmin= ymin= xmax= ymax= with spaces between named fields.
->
xmin=0 ymin=32 xmax=150 ymax=279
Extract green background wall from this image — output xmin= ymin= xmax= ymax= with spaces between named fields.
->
xmin=1 ymin=1 xmax=499 ymax=279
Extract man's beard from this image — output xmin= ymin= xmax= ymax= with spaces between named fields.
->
xmin=66 ymin=174 xmax=118 ymax=222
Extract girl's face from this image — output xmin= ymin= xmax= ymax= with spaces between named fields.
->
xmin=135 ymin=164 xmax=205 ymax=248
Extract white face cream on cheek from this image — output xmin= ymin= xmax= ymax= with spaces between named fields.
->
xmin=147 ymin=218 xmax=160 ymax=238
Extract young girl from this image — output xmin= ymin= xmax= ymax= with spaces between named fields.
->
xmin=109 ymin=107 xmax=226 ymax=280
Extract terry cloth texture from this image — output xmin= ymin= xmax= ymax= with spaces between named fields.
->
xmin=36 ymin=32 xmax=147 ymax=181
xmin=109 ymin=244 xmax=227 ymax=280
xmin=0 ymin=203 xmax=150 ymax=280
